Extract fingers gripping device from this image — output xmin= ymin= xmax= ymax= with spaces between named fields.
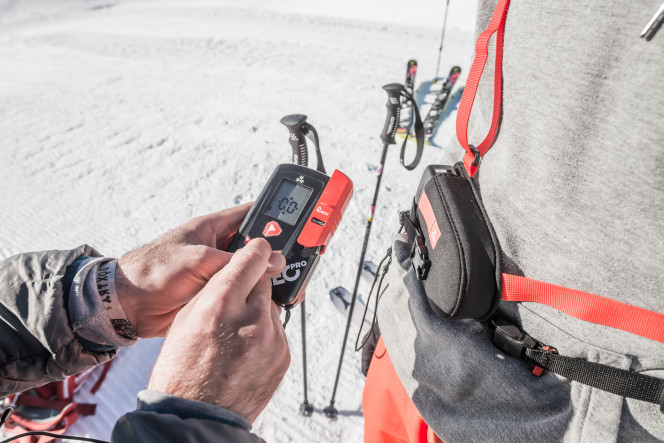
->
xmin=228 ymin=115 xmax=353 ymax=308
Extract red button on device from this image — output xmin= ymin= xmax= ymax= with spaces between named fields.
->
xmin=263 ymin=221 xmax=282 ymax=237
xmin=297 ymin=169 xmax=353 ymax=254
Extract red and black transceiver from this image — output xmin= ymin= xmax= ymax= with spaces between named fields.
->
xmin=227 ymin=164 xmax=353 ymax=307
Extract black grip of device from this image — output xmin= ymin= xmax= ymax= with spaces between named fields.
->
xmin=280 ymin=114 xmax=309 ymax=167
xmin=379 ymin=83 xmax=404 ymax=145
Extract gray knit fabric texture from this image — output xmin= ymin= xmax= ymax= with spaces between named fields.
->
xmin=378 ymin=0 xmax=664 ymax=441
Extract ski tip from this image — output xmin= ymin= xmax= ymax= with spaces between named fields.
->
xmin=330 ymin=285 xmax=357 ymax=315
xmin=329 ymin=286 xmax=347 ymax=297
xmin=362 ymin=260 xmax=378 ymax=274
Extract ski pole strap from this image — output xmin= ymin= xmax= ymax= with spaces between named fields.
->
xmin=455 ymin=0 xmax=510 ymax=177
xmin=524 ymin=348 xmax=664 ymax=411
xmin=303 ymin=122 xmax=326 ymax=174
xmin=501 ymin=274 xmax=664 ymax=344
xmin=400 ymin=90 xmax=424 ymax=171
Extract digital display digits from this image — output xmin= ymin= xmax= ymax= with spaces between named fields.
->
xmin=263 ymin=179 xmax=314 ymax=226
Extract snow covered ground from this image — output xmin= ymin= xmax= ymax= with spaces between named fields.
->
xmin=0 ymin=1 xmax=475 ymax=441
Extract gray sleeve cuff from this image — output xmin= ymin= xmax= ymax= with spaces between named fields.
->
xmin=68 ymin=257 xmax=138 ymax=349
xmin=136 ymin=390 xmax=252 ymax=431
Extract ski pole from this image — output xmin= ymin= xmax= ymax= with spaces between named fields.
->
xmin=324 ymin=83 xmax=404 ymax=418
xmin=280 ymin=114 xmax=317 ymax=416
xmin=299 ymin=300 xmax=313 ymax=416
xmin=434 ymin=0 xmax=451 ymax=81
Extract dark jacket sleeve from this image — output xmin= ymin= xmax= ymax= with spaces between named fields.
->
xmin=0 ymin=246 xmax=116 ymax=396
xmin=112 ymin=412 xmax=263 ymax=442
xmin=111 ymin=390 xmax=264 ymax=442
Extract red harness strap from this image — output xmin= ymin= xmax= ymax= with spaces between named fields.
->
xmin=456 ymin=0 xmax=664 ymax=344
xmin=456 ymin=0 xmax=510 ymax=177
xmin=502 ymin=274 xmax=664 ymax=344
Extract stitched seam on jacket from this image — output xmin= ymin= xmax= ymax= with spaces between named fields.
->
xmin=578 ymin=372 xmax=594 ymax=440
xmin=71 ymin=311 xmax=113 ymax=327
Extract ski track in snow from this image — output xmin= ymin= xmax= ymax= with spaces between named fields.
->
xmin=0 ymin=1 xmax=474 ymax=441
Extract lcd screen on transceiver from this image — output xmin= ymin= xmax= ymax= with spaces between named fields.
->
xmin=263 ymin=179 xmax=314 ymax=226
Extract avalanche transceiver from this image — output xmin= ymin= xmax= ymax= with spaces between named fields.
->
xmin=228 ymin=164 xmax=353 ymax=307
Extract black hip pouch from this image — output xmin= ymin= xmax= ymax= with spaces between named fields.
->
xmin=402 ymin=162 xmax=501 ymax=321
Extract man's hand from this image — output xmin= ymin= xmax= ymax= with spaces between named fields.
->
xmin=115 ymin=203 xmax=284 ymax=338
xmin=147 ymin=238 xmax=290 ymax=423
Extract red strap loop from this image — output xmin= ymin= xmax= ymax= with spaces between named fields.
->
xmin=459 ymin=0 xmax=664 ymax=345
xmin=456 ymin=0 xmax=510 ymax=176
xmin=501 ymin=274 xmax=664 ymax=344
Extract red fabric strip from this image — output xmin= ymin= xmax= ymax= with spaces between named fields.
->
xmin=456 ymin=0 xmax=510 ymax=177
xmin=91 ymin=360 xmax=113 ymax=394
xmin=502 ymin=274 xmax=664 ymax=344
xmin=418 ymin=191 xmax=441 ymax=250
xmin=418 ymin=420 xmax=429 ymax=443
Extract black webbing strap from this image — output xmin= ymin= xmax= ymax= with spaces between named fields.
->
xmin=490 ymin=317 xmax=664 ymax=412
xmin=399 ymin=90 xmax=424 ymax=171
xmin=525 ymin=348 xmax=664 ymax=411
xmin=401 ymin=209 xmax=420 ymax=245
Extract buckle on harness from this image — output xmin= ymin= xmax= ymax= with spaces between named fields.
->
xmin=401 ymin=210 xmax=431 ymax=281
xmin=490 ymin=317 xmax=536 ymax=359
xmin=469 ymin=145 xmax=481 ymax=167
xmin=411 ymin=234 xmax=431 ymax=280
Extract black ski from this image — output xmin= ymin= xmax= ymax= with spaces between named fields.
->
xmin=396 ymin=60 xmax=418 ymax=135
xmin=329 ymin=286 xmax=371 ymax=330
xmin=361 ymin=260 xmax=378 ymax=282
xmin=421 ymin=66 xmax=461 ymax=141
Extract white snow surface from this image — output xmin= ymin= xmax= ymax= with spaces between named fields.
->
xmin=0 ymin=1 xmax=474 ymax=441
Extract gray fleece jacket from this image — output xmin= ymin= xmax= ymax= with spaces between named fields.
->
xmin=0 ymin=246 xmax=261 ymax=442
xmin=378 ymin=0 xmax=664 ymax=442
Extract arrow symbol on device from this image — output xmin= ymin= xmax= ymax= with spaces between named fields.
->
xmin=263 ymin=221 xmax=282 ymax=237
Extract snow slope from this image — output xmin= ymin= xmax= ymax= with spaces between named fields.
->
xmin=0 ymin=1 xmax=474 ymax=441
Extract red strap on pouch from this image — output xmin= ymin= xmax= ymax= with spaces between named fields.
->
xmin=459 ymin=0 xmax=664 ymax=345
xmin=502 ymin=274 xmax=664 ymax=344
xmin=456 ymin=0 xmax=510 ymax=177
xmin=456 ymin=0 xmax=664 ymax=343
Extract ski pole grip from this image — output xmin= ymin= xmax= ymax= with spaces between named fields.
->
xmin=379 ymin=83 xmax=404 ymax=145
xmin=280 ymin=114 xmax=309 ymax=167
